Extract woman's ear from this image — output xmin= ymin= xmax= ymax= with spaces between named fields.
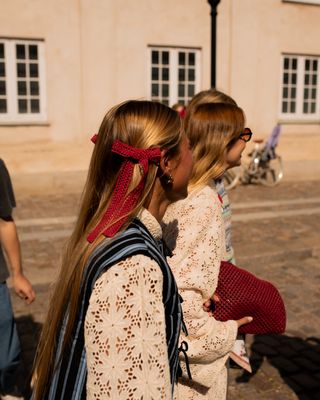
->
xmin=158 ymin=149 xmax=175 ymax=184
xmin=159 ymin=149 xmax=179 ymax=173
xmin=159 ymin=149 xmax=169 ymax=174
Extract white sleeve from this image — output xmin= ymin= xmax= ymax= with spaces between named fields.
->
xmin=85 ymin=254 xmax=172 ymax=400
xmin=163 ymin=186 xmax=238 ymax=387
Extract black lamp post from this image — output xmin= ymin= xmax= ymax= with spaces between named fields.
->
xmin=208 ymin=0 xmax=221 ymax=88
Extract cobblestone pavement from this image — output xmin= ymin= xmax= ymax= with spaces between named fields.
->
xmin=8 ymin=180 xmax=320 ymax=399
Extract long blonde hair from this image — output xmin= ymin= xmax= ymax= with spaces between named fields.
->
xmin=184 ymin=89 xmax=245 ymax=189
xmin=32 ymin=100 xmax=182 ymax=399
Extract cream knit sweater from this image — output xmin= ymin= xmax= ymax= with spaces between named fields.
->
xmin=163 ymin=183 xmax=238 ymax=400
xmin=85 ymin=209 xmax=172 ymax=399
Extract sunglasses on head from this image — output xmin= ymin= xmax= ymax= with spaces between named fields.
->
xmin=239 ymin=127 xmax=253 ymax=142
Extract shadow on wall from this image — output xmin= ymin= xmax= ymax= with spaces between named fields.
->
xmin=237 ymin=334 xmax=320 ymax=400
xmin=15 ymin=315 xmax=42 ymax=399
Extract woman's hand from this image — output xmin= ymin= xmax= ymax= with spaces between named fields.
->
xmin=236 ymin=316 xmax=253 ymax=328
xmin=203 ymin=295 xmax=253 ymax=327
xmin=203 ymin=293 xmax=220 ymax=316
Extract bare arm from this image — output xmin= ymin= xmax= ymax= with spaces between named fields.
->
xmin=0 ymin=217 xmax=35 ymax=304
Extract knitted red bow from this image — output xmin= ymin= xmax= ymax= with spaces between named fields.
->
xmin=87 ymin=138 xmax=161 ymax=242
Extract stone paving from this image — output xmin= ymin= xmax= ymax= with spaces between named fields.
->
xmin=7 ymin=179 xmax=320 ymax=399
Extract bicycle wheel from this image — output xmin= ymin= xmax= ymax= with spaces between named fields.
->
xmin=258 ymin=155 xmax=284 ymax=187
xmin=222 ymin=168 xmax=241 ymax=190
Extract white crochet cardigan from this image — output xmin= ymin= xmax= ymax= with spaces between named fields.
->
xmin=85 ymin=209 xmax=172 ymax=399
xmin=163 ymin=183 xmax=238 ymax=400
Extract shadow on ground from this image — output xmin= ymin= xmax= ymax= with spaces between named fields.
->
xmin=237 ymin=334 xmax=320 ymax=400
xmin=15 ymin=315 xmax=42 ymax=399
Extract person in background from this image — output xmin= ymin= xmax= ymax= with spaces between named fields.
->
xmin=163 ymin=95 xmax=252 ymax=399
xmin=185 ymin=89 xmax=240 ymax=263
xmin=32 ymin=100 xmax=193 ymax=400
xmin=186 ymin=90 xmax=252 ymax=373
xmin=0 ymin=159 xmax=35 ymax=400
xmin=172 ymin=103 xmax=187 ymax=119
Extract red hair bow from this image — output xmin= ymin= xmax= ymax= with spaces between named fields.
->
xmin=87 ymin=138 xmax=161 ymax=242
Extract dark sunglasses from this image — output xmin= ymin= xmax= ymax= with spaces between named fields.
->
xmin=239 ymin=127 xmax=253 ymax=142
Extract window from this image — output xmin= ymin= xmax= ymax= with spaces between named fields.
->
xmin=149 ymin=47 xmax=201 ymax=106
xmin=0 ymin=38 xmax=46 ymax=124
xmin=280 ymin=54 xmax=320 ymax=121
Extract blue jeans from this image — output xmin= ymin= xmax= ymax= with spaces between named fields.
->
xmin=0 ymin=282 xmax=21 ymax=394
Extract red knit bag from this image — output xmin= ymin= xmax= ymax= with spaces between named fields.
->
xmin=213 ymin=261 xmax=286 ymax=335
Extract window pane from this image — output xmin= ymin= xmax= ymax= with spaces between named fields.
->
xmin=282 ymin=101 xmax=288 ymax=113
xmin=188 ymin=69 xmax=195 ymax=81
xmin=305 ymin=59 xmax=310 ymax=71
xmin=291 ymin=87 xmax=296 ymax=98
xmin=290 ymin=102 xmax=296 ymax=113
xmin=311 ymin=88 xmax=317 ymax=99
xmin=162 ymin=51 xmax=169 ymax=65
xmin=283 ymin=87 xmax=288 ymax=98
xmin=0 ymin=43 xmax=4 ymax=59
xmin=0 ymin=99 xmax=7 ymax=113
xmin=291 ymin=74 xmax=297 ymax=84
xmin=18 ymin=81 xmax=27 ymax=95
xmin=312 ymin=60 xmax=318 ymax=71
xmin=311 ymin=103 xmax=316 ymax=113
xmin=0 ymin=80 xmax=6 ymax=95
xmin=18 ymin=99 xmax=28 ymax=113
xmin=31 ymin=99 xmax=40 ymax=113
xmin=16 ymin=44 xmax=26 ymax=60
xmin=284 ymin=58 xmax=289 ymax=69
xmin=152 ymin=51 xmax=159 ymax=64
xmin=178 ymin=68 xmax=185 ymax=81
xmin=312 ymin=74 xmax=317 ymax=85
xmin=303 ymin=102 xmax=308 ymax=113
xmin=188 ymin=53 xmax=195 ymax=66
xmin=178 ymin=52 xmax=185 ymax=66
xmin=283 ymin=73 xmax=289 ymax=84
xmin=178 ymin=84 xmax=185 ymax=96
xmin=292 ymin=58 xmax=297 ymax=70
xmin=151 ymin=83 xmax=159 ymax=96
xmin=304 ymin=88 xmax=309 ymax=100
xmin=162 ymin=84 xmax=169 ymax=97
xmin=29 ymin=63 xmax=39 ymax=77
xmin=0 ymin=62 xmax=5 ymax=77
xmin=17 ymin=63 xmax=26 ymax=77
xmin=30 ymin=80 xmax=39 ymax=95
xmin=152 ymin=67 xmax=159 ymax=80
xmin=188 ymin=84 xmax=195 ymax=97
xmin=304 ymin=74 xmax=309 ymax=85
xmin=162 ymin=68 xmax=169 ymax=81
xmin=29 ymin=45 xmax=38 ymax=60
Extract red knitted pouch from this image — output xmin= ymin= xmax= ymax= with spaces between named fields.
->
xmin=213 ymin=261 xmax=286 ymax=335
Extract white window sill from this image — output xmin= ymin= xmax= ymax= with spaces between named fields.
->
xmin=0 ymin=121 xmax=50 ymax=126
xmin=278 ymin=119 xmax=320 ymax=125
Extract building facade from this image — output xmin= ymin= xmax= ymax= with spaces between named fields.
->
xmin=0 ymin=0 xmax=319 ymax=189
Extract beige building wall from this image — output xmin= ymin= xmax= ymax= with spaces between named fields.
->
xmin=0 ymin=0 xmax=82 ymax=143
xmin=0 ymin=0 xmax=319 ymax=190
xmin=80 ymin=0 xmax=211 ymax=136
xmin=217 ymin=0 xmax=320 ymax=172
xmin=218 ymin=0 xmax=320 ymax=132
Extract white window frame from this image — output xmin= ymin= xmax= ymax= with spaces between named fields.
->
xmin=279 ymin=54 xmax=320 ymax=122
xmin=147 ymin=46 xmax=201 ymax=106
xmin=0 ymin=38 xmax=47 ymax=124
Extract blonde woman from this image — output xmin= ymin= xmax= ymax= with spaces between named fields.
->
xmin=32 ymin=100 xmax=193 ymax=400
xmin=163 ymin=95 xmax=252 ymax=399
xmin=185 ymin=89 xmax=240 ymax=264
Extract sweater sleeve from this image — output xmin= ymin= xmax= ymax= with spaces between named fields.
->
xmin=163 ymin=185 xmax=238 ymax=387
xmin=85 ymin=254 xmax=172 ymax=400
